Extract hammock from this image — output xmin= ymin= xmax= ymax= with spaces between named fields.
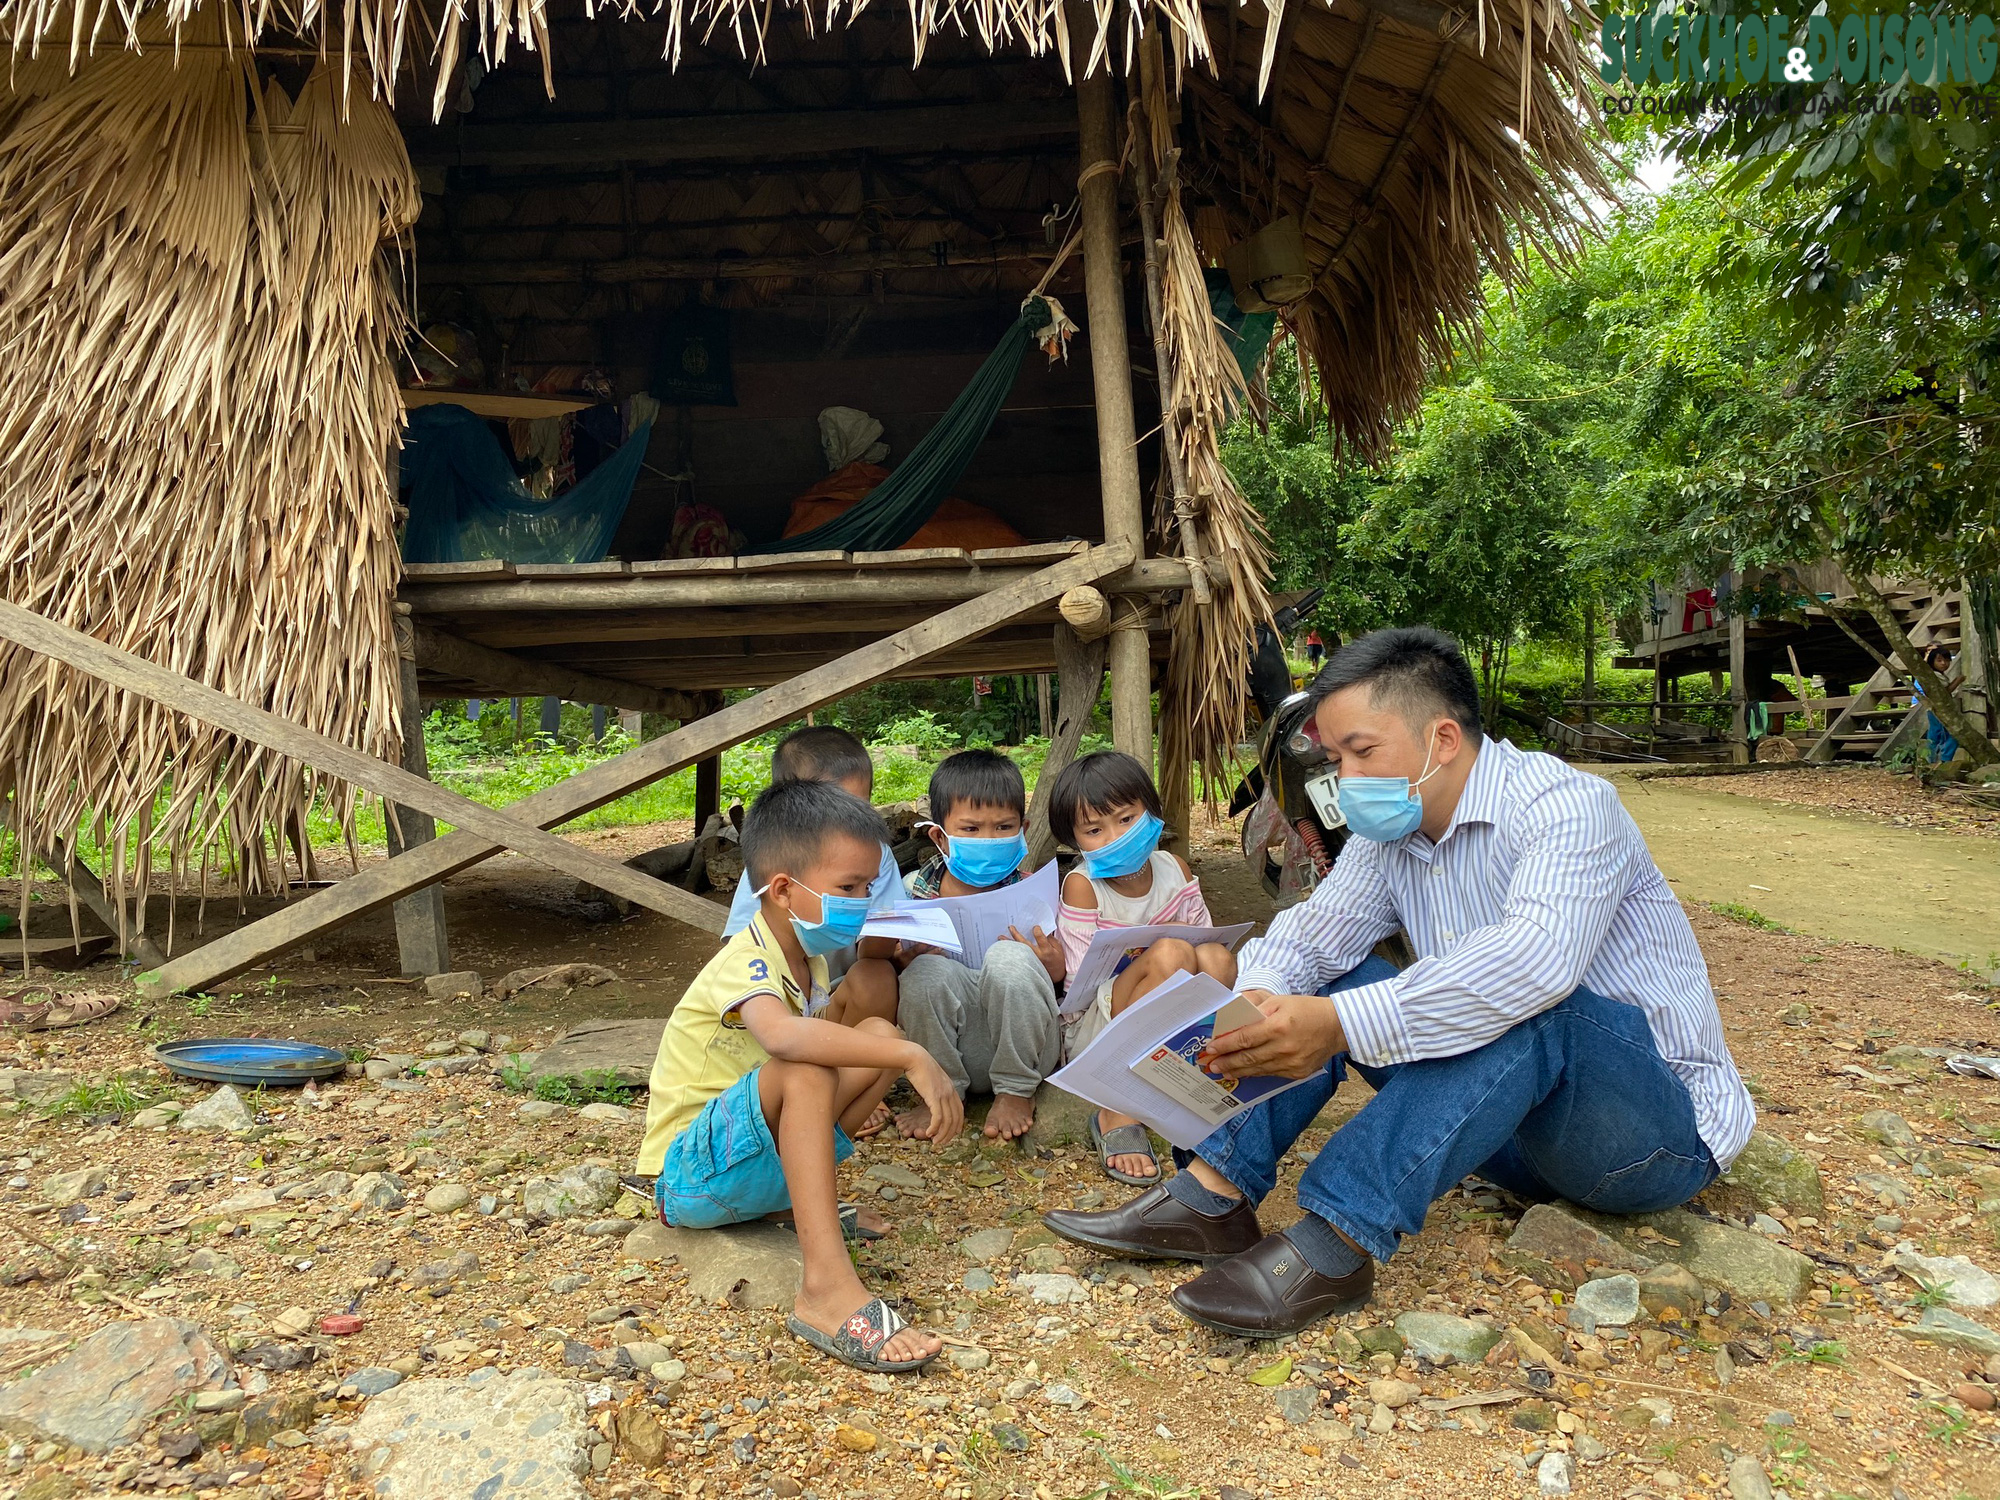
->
xmin=400 ymin=402 xmax=652 ymax=565
xmin=746 ymin=296 xmax=1060 ymax=555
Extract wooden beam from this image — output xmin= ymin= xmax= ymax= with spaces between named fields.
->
xmin=1073 ymin=2 xmax=1154 ymax=770
xmin=407 ymin=100 xmax=1079 ymax=169
xmin=137 ymin=542 xmax=1135 ymax=997
xmin=0 ymin=598 xmax=728 ymax=945
xmin=400 ymin=558 xmax=1192 ymax=616
xmin=413 ymin=623 xmax=707 ymax=717
xmin=15 ymin=834 xmax=167 ymax=969
xmin=420 ymin=246 xmax=1055 ymax=286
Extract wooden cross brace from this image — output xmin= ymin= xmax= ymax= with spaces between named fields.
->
xmin=0 ymin=542 xmax=1134 ymax=997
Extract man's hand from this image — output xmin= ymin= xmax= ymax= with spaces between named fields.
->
xmin=1199 ymin=991 xmax=1346 ymax=1080
xmin=905 ymin=1051 xmax=965 ymax=1148
xmin=1006 ymin=924 xmax=1066 ymax=987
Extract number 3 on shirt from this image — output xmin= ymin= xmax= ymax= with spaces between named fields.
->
xmin=747 ymin=958 xmax=769 ymax=982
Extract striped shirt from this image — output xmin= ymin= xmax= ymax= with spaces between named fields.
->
xmin=1235 ymin=738 xmax=1754 ymax=1169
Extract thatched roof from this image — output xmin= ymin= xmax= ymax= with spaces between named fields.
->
xmin=0 ymin=0 xmax=1605 ymax=926
xmin=6 ymin=0 xmax=1607 ymax=452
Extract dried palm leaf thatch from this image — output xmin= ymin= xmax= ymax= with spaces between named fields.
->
xmin=0 ymin=38 xmax=417 ymax=934
xmin=1140 ymin=50 xmax=1271 ymax=803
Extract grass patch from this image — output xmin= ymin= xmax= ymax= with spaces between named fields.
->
xmin=1707 ymin=902 xmax=1794 ymax=933
xmin=530 ymin=1069 xmax=632 ymax=1107
xmin=39 ymin=1075 xmax=156 ymax=1121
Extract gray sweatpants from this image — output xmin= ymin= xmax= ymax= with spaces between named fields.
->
xmin=898 ymin=941 xmax=1059 ymax=1101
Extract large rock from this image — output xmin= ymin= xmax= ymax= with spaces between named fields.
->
xmin=1500 ymin=1203 xmax=1655 ymax=1291
xmin=1891 ymin=1308 xmax=2000 ymax=1359
xmin=1572 ymin=1206 xmax=1815 ymax=1307
xmin=528 ymin=1018 xmax=662 ymax=1088
xmin=0 ymin=1318 xmax=229 ymax=1453
xmin=621 ymin=1222 xmax=803 ymax=1309
xmin=1718 ymin=1130 xmax=1825 ymax=1216
xmin=522 ymin=1166 xmax=618 ymax=1222
xmin=1392 ymin=1312 xmax=1502 ymax=1366
xmin=179 ymin=1085 xmax=254 ymax=1134
xmin=346 ymin=1367 xmax=589 ymax=1500
xmin=1021 ymin=1082 xmax=1097 ymax=1153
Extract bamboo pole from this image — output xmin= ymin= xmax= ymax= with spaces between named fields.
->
xmin=1071 ymin=3 xmax=1153 ymax=766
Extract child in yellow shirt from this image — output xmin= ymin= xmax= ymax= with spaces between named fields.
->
xmin=636 ymin=780 xmax=961 ymax=1371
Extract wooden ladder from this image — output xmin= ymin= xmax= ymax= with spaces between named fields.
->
xmin=1805 ymin=591 xmax=1965 ymax=762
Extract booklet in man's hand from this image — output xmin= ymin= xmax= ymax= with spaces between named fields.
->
xmin=1048 ymin=971 xmax=1316 ymax=1149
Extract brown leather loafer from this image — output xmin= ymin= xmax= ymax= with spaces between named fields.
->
xmin=1169 ymin=1230 xmax=1374 ymax=1337
xmin=1043 ymin=1183 xmax=1264 ymax=1265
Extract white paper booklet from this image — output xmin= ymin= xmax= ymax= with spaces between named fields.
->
xmin=1058 ymin=921 xmax=1257 ymax=1016
xmin=1047 ymin=970 xmax=1316 ymax=1149
xmin=889 ymin=860 xmax=1059 ymax=961
xmin=858 ymin=906 xmax=964 ymax=954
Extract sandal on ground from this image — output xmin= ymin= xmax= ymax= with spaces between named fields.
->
xmin=1091 ymin=1112 xmax=1161 ymax=1186
xmin=787 ymin=1297 xmax=937 ymax=1373
xmin=0 ymin=988 xmax=52 ymax=1029
xmin=35 ymin=992 xmax=120 ymax=1029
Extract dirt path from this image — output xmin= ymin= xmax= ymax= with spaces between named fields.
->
xmin=1606 ymin=774 xmax=2000 ymax=978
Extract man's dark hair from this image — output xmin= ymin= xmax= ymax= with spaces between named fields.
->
xmin=927 ymin=749 xmax=1026 ymax=822
xmin=741 ymin=779 xmax=887 ymax=887
xmin=1307 ymin=626 xmax=1484 ymax=741
xmin=1047 ymin=751 xmax=1162 ymax=849
xmin=771 ymin=725 xmax=873 ymax=789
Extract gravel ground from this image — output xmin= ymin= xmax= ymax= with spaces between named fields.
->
xmin=2 ymin=823 xmax=1999 ymax=1499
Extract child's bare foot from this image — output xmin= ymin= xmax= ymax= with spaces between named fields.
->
xmin=792 ymin=1281 xmax=939 ymax=1367
xmin=894 ymin=1102 xmax=932 ymax=1139
xmin=983 ymin=1092 xmax=1037 ymax=1141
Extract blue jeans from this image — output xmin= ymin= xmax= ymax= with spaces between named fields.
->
xmin=1185 ymin=957 xmax=1717 ymax=1262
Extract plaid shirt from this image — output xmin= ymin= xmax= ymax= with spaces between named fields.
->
xmin=905 ymin=853 xmax=1023 ymax=900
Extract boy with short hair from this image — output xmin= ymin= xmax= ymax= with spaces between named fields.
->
xmin=638 ymin=779 xmax=962 ymax=1371
xmin=895 ymin=749 xmax=1064 ymax=1143
xmin=721 ymin=725 xmax=901 ymax=1031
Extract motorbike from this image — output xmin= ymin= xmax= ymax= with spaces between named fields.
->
xmin=1231 ymin=589 xmax=1348 ymax=905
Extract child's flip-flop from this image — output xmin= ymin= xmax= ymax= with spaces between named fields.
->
xmin=1091 ymin=1112 xmax=1161 ymax=1186
xmin=787 ymin=1297 xmax=938 ymax=1372
xmin=774 ymin=1202 xmax=884 ymax=1242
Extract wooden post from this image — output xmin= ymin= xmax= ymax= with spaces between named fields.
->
xmin=1959 ymin=584 xmax=1993 ymax=742
xmin=1027 ymin=622 xmax=1110 ymax=867
xmin=386 ymin=616 xmax=451 ymax=976
xmin=1071 ymin=8 xmax=1153 ymax=769
xmin=1036 ymin=673 xmax=1052 ymax=737
xmin=1727 ymin=582 xmax=1750 ymax=764
xmin=694 ymin=754 xmax=721 ymax=833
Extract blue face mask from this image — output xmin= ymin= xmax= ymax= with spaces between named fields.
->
xmin=1080 ymin=810 xmax=1164 ymax=879
xmin=1335 ymin=729 xmax=1441 ymax=843
xmin=928 ymin=824 xmax=1028 ymax=888
xmin=762 ymin=881 xmax=872 ymax=957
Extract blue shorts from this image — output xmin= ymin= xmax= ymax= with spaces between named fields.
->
xmin=654 ymin=1067 xmax=855 ymax=1229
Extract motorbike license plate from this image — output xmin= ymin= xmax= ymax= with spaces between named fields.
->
xmin=1303 ymin=770 xmax=1345 ymax=829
